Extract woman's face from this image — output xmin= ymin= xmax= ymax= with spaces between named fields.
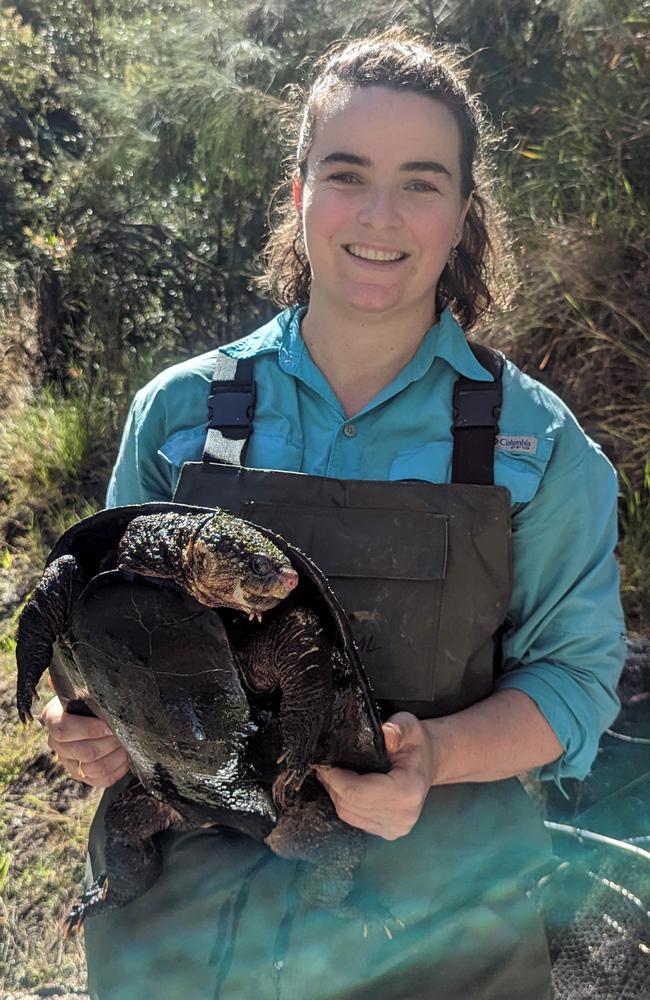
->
xmin=294 ymin=86 xmax=471 ymax=324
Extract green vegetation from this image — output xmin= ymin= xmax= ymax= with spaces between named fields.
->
xmin=0 ymin=0 xmax=648 ymax=992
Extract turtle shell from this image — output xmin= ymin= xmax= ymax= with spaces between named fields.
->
xmin=44 ymin=502 xmax=389 ymax=838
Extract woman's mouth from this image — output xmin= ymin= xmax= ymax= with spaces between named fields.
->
xmin=344 ymin=244 xmax=408 ymax=263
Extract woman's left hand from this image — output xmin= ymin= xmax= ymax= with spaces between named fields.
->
xmin=315 ymin=711 xmax=435 ymax=840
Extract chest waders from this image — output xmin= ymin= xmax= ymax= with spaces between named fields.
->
xmin=85 ymin=345 xmax=553 ymax=1000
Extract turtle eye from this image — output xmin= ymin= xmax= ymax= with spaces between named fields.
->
xmin=250 ymin=555 xmax=273 ymax=576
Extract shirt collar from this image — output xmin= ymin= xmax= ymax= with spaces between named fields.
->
xmin=222 ymin=305 xmax=494 ymax=387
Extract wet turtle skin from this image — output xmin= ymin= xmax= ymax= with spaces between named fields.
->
xmin=15 ymin=503 xmax=389 ymax=935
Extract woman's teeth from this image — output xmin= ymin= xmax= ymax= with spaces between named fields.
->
xmin=345 ymin=244 xmax=405 ymax=262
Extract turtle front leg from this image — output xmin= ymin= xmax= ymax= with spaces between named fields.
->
xmin=16 ymin=554 xmax=86 ymax=724
xmin=238 ymin=607 xmax=333 ymax=807
xmin=65 ymin=780 xmax=190 ymax=937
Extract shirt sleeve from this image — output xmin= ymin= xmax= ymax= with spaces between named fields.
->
xmin=495 ymin=432 xmax=627 ymax=786
xmin=106 ymin=384 xmax=176 ymax=507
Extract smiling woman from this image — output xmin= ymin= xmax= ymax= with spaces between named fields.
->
xmin=38 ymin=27 xmax=625 ymax=1000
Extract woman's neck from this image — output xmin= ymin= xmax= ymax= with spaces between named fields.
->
xmin=300 ymin=296 xmax=437 ymax=418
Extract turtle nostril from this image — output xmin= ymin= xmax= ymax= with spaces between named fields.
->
xmin=281 ymin=569 xmax=299 ymax=591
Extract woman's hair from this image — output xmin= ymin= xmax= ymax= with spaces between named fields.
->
xmin=262 ymin=30 xmax=512 ymax=330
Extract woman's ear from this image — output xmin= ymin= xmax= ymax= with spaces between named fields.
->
xmin=292 ymin=173 xmax=303 ymax=216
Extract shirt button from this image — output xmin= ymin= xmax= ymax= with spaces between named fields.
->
xmin=342 ymin=423 xmax=357 ymax=438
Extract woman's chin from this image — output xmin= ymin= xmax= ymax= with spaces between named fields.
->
xmin=340 ymin=287 xmax=405 ymax=315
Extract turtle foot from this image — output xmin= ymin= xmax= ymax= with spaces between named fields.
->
xmin=17 ymin=685 xmax=39 ymax=726
xmin=64 ymin=873 xmax=109 ymax=938
xmin=337 ymin=881 xmax=407 ymax=940
xmin=272 ymin=765 xmax=308 ymax=808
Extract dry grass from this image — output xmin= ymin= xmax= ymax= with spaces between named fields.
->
xmin=482 ymin=224 xmax=650 ymax=627
xmin=484 ymin=225 xmax=649 ymax=476
xmin=0 ymin=653 xmax=97 ymax=998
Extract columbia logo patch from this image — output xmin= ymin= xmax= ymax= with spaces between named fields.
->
xmin=495 ymin=435 xmax=538 ymax=455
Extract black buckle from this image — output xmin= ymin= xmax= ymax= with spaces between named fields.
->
xmin=207 ymin=388 xmax=256 ymax=429
xmin=452 ymin=384 xmax=501 ymax=430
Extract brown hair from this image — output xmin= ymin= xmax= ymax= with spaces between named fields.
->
xmin=262 ymin=30 xmax=511 ymax=331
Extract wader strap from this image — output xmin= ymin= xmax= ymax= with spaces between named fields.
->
xmin=203 ymin=355 xmax=255 ymax=466
xmin=451 ymin=343 xmax=504 ymax=486
xmin=204 ymin=343 xmax=504 ymax=484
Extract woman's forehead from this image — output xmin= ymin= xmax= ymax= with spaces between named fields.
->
xmin=308 ymin=86 xmax=462 ymax=173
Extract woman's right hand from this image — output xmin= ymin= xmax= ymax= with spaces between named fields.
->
xmin=39 ymin=696 xmax=130 ymax=788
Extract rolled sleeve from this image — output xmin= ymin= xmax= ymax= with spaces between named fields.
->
xmin=496 ymin=437 xmax=627 ymax=785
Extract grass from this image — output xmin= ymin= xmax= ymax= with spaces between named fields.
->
xmin=0 ymin=652 xmax=97 ymax=998
xmin=0 ymin=383 xmax=107 ymax=556
xmin=618 ymin=459 xmax=650 ymax=628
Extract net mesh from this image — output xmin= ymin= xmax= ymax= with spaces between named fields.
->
xmin=534 ymin=636 xmax=650 ymax=999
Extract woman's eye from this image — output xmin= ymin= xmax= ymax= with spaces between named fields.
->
xmin=407 ymin=181 xmax=437 ymax=193
xmin=329 ymin=172 xmax=361 ymax=184
xmin=250 ymin=555 xmax=273 ymax=576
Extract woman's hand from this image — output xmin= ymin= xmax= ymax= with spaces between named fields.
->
xmin=39 ymin=696 xmax=130 ymax=788
xmin=315 ymin=712 xmax=434 ymax=841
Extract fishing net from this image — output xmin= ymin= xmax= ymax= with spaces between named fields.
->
xmin=533 ymin=636 xmax=650 ymax=999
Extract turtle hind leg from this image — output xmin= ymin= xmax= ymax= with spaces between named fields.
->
xmin=265 ymin=782 xmax=363 ymax=910
xmin=266 ymin=784 xmax=405 ymax=938
xmin=16 ymin=554 xmax=86 ymax=724
xmin=64 ymin=780 xmax=190 ymax=937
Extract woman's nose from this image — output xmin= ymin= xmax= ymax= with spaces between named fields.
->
xmin=357 ymin=187 xmax=401 ymax=229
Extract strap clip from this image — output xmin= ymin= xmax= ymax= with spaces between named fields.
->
xmin=207 ymin=388 xmax=256 ymax=430
xmin=452 ymin=384 xmax=501 ymax=430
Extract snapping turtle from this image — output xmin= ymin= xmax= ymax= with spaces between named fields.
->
xmin=15 ymin=502 xmax=388 ymax=934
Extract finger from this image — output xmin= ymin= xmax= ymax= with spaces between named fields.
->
xmin=316 ymin=765 xmax=394 ymax=808
xmin=44 ymin=713 xmax=115 ymax=743
xmin=51 ymin=734 xmax=124 ymax=765
xmin=382 ymin=721 xmax=403 ymax=755
xmin=315 ymin=765 xmax=363 ymax=798
xmin=59 ymin=747 xmax=130 ymax=788
xmin=335 ymin=806 xmax=408 ymax=840
xmin=79 ymin=746 xmax=129 ymax=781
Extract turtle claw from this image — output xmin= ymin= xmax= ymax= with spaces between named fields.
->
xmin=64 ymin=873 xmax=109 ymax=938
xmin=344 ymin=883 xmax=406 ymax=940
xmin=358 ymin=911 xmax=405 ymax=939
xmin=272 ymin=767 xmax=306 ymax=808
xmin=17 ymin=683 xmax=40 ymax=727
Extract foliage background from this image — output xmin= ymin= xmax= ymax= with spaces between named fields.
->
xmin=0 ymin=0 xmax=648 ymax=995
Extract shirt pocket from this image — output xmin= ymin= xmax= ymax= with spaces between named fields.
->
xmin=389 ymin=436 xmax=555 ymax=505
xmin=244 ymin=431 xmax=303 ymax=473
xmin=389 ymin=441 xmax=451 ymax=484
xmin=494 ymin=436 xmax=554 ymax=503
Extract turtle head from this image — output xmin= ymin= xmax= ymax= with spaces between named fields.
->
xmin=186 ymin=514 xmax=298 ymax=617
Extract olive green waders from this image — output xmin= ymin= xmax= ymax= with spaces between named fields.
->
xmin=84 ymin=347 xmax=553 ymax=999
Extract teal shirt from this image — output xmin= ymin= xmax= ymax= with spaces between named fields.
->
xmin=107 ymin=306 xmax=627 ymax=785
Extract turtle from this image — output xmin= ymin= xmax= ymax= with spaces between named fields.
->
xmin=15 ymin=502 xmax=389 ymax=935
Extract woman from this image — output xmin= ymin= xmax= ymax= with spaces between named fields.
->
xmin=41 ymin=31 xmax=625 ymax=1000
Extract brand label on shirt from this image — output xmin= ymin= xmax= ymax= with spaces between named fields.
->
xmin=495 ymin=435 xmax=538 ymax=455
